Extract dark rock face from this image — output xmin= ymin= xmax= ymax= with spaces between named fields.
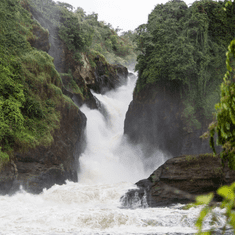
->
xmin=0 ymin=162 xmax=17 ymax=195
xmin=29 ymin=6 xmax=129 ymax=109
xmin=6 ymin=104 xmax=86 ymax=194
xmin=124 ymin=83 xmax=218 ymax=157
xmin=89 ymin=62 xmax=128 ymax=94
xmin=114 ymin=64 xmax=129 ymax=82
xmin=72 ymin=91 xmax=100 ymax=110
xmin=121 ymin=154 xmax=235 ymax=207
xmin=29 ymin=6 xmax=65 ymax=73
xmin=28 ymin=24 xmax=50 ymax=52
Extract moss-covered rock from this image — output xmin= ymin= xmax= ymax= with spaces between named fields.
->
xmin=10 ymin=100 xmax=86 ymax=194
xmin=28 ymin=23 xmax=50 ymax=52
xmin=0 ymin=0 xmax=86 ymax=194
xmin=0 ymin=0 xmax=129 ymax=194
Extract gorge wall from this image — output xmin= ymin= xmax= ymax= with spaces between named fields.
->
xmin=122 ymin=0 xmax=235 ymax=207
xmin=28 ymin=3 xmax=128 ymax=109
xmin=124 ymin=0 xmax=235 ymax=158
xmin=0 ymin=0 xmax=128 ymax=194
xmin=124 ymin=83 xmax=216 ymax=158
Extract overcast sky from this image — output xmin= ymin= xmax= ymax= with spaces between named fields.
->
xmin=56 ymin=0 xmax=195 ymax=32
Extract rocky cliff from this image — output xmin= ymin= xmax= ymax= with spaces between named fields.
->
xmin=0 ymin=102 xmax=86 ymax=194
xmin=0 ymin=0 xmax=128 ymax=195
xmin=124 ymin=82 xmax=219 ymax=158
xmin=29 ymin=4 xmax=128 ymax=110
xmin=0 ymin=11 xmax=87 ymax=193
xmin=121 ymin=154 xmax=235 ymax=207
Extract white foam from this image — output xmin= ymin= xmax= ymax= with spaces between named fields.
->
xmin=0 ymin=75 xmax=224 ymax=235
xmin=78 ymin=76 xmax=165 ymax=185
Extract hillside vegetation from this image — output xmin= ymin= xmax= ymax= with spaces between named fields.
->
xmin=0 ymin=0 xmax=136 ymax=164
xmin=29 ymin=0 xmax=137 ymax=67
xmin=0 ymin=0 xmax=73 ymax=163
xmin=134 ymin=0 xmax=235 ymax=131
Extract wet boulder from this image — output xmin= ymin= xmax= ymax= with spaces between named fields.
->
xmin=121 ymin=154 xmax=235 ymax=207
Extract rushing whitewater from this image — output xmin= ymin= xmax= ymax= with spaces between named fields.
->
xmin=78 ymin=76 xmax=163 ymax=184
xmin=0 ymin=75 xmax=225 ymax=235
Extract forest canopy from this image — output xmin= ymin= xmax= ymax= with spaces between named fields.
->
xmin=0 ymin=0 xmax=139 ymax=162
xmin=29 ymin=0 xmax=138 ymax=67
xmin=134 ymin=0 xmax=235 ymax=129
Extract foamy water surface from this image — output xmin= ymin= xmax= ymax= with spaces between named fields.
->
xmin=0 ymin=74 xmax=226 ymax=235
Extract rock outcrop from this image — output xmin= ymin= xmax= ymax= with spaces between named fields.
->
xmin=124 ymin=83 xmax=219 ymax=158
xmin=27 ymin=23 xmax=50 ymax=53
xmin=121 ymin=154 xmax=235 ymax=207
xmin=0 ymin=2 xmax=129 ymax=195
xmin=0 ymin=101 xmax=86 ymax=194
xmin=29 ymin=5 xmax=128 ymax=110
xmin=0 ymin=161 xmax=17 ymax=195
xmin=71 ymin=55 xmax=128 ymax=108
xmin=88 ymin=60 xmax=128 ymax=94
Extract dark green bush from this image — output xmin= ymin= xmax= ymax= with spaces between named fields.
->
xmin=134 ymin=0 xmax=235 ymax=127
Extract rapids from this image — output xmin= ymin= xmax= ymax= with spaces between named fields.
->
xmin=0 ymin=74 xmax=226 ymax=234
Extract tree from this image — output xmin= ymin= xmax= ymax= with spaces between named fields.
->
xmin=209 ymin=38 xmax=235 ymax=170
xmin=59 ymin=8 xmax=93 ymax=56
xmin=134 ymin=0 xmax=235 ymax=129
xmin=56 ymin=1 xmax=74 ymax=11
xmin=194 ymin=1 xmax=235 ymax=234
xmin=0 ymin=57 xmax=25 ymax=157
xmin=75 ymin=7 xmax=86 ymax=22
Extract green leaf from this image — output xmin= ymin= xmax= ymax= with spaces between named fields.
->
xmin=230 ymin=212 xmax=235 ymax=230
xmin=230 ymin=182 xmax=235 ymax=190
xmin=196 ymin=193 xmax=214 ymax=205
xmin=196 ymin=207 xmax=210 ymax=228
xmin=217 ymin=186 xmax=234 ymax=200
xmin=201 ymin=232 xmax=211 ymax=235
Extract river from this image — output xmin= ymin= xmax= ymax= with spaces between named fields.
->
xmin=0 ymin=74 xmax=226 ymax=234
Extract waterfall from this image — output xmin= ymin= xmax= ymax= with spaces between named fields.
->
xmin=0 ymin=74 xmax=226 ymax=235
xmin=78 ymin=75 xmax=162 ymax=185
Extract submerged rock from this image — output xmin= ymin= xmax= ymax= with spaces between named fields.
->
xmin=121 ymin=154 xmax=235 ymax=207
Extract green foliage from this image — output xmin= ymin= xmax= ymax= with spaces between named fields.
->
xmin=28 ymin=0 xmax=61 ymax=26
xmin=0 ymin=0 xmax=77 ymax=161
xmin=59 ymin=7 xmax=93 ymax=58
xmin=134 ymin=0 xmax=235 ymax=129
xmin=182 ymin=102 xmax=202 ymax=132
xmin=0 ymin=0 xmax=33 ymax=56
xmin=86 ymin=18 xmax=137 ymax=66
xmin=88 ymin=49 xmax=108 ymax=65
xmin=0 ymin=58 xmax=25 ymax=153
xmin=29 ymin=0 xmax=137 ymax=67
xmin=207 ymin=0 xmax=235 ymax=169
xmin=194 ymin=2 xmax=235 ymax=233
xmin=209 ymin=38 xmax=235 ymax=170
xmin=192 ymin=183 xmax=235 ymax=234
xmin=0 ymin=147 xmax=9 ymax=165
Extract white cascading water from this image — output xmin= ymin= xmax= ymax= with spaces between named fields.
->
xmin=0 ymin=74 xmax=226 ymax=235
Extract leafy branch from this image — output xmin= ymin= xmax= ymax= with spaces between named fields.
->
xmin=193 ymin=183 xmax=235 ymax=234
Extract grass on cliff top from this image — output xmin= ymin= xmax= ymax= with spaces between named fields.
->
xmin=0 ymin=0 xmax=77 ymax=163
